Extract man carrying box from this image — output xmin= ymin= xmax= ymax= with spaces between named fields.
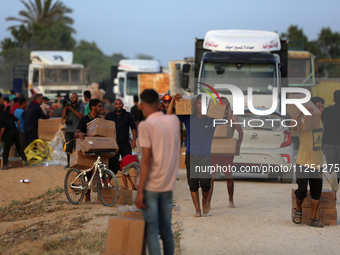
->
xmin=135 ymin=89 xmax=181 ymax=255
xmin=208 ymin=97 xmax=243 ymax=208
xmin=74 ymin=99 xmax=102 ymax=203
xmin=290 ymin=103 xmax=324 ymax=227
xmin=168 ymin=94 xmax=215 ymax=217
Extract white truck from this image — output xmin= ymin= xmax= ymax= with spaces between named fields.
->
xmin=27 ymin=51 xmax=88 ymax=100
xmin=178 ymin=30 xmax=294 ymax=182
xmin=113 ymin=59 xmax=169 ymax=110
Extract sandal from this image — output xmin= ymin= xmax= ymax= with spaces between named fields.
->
xmin=309 ymin=218 xmax=324 ymax=228
xmin=292 ymin=209 xmax=302 ymax=224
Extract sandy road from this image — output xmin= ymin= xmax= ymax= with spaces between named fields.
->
xmin=173 ymin=169 xmax=340 ymax=255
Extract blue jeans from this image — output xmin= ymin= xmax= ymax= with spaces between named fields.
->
xmin=142 ymin=190 xmax=174 ymax=255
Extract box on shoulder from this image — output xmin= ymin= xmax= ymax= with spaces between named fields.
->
xmin=286 ymin=94 xmax=321 ymax=130
xmin=175 ymin=96 xmax=196 ymax=115
xmin=207 ymin=100 xmax=227 ymax=119
xmin=211 ymin=138 xmax=239 ymax=155
xmin=87 ymin=118 xmax=116 ymax=138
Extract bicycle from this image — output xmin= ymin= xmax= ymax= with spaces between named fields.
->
xmin=64 ymin=150 xmax=119 ymax=206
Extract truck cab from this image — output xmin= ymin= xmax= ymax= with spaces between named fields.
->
xmin=195 ymin=30 xmax=287 ymax=110
xmin=28 ymin=51 xmax=87 ymax=100
xmin=114 ymin=59 xmax=162 ymax=109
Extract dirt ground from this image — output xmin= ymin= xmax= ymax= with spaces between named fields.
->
xmin=0 ymin=165 xmax=339 ymax=254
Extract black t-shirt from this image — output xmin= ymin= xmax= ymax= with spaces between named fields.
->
xmin=76 ymin=114 xmax=101 ymax=134
xmin=321 ymin=103 xmax=340 ymax=145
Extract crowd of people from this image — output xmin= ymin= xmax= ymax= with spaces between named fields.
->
xmin=1 ymin=88 xmax=340 ymax=253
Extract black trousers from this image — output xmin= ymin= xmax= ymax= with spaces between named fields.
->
xmin=65 ymin=132 xmax=76 ymax=167
xmin=25 ymin=125 xmax=38 ymax=146
xmin=109 ymin=141 xmax=132 ymax=174
xmin=3 ymin=130 xmax=27 ymax=166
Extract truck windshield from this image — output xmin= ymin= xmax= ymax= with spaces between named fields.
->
xmin=200 ymin=63 xmax=277 ymax=95
xmin=126 ymin=77 xmax=138 ymax=96
xmin=43 ymin=68 xmax=83 ymax=85
xmin=288 ymin=58 xmax=313 ymax=86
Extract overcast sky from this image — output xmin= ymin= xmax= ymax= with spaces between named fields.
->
xmin=1 ymin=0 xmax=339 ymax=66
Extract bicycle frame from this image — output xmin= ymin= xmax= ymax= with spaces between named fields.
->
xmin=70 ymin=155 xmax=109 ymax=191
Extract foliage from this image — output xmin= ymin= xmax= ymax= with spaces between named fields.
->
xmin=6 ymin=0 xmax=75 ymax=34
xmin=73 ymin=40 xmax=115 ymax=83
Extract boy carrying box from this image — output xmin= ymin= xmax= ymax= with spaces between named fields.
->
xmin=120 ymin=154 xmax=139 ymax=190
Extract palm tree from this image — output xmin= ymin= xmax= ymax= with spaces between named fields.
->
xmin=6 ymin=0 xmax=75 ymax=33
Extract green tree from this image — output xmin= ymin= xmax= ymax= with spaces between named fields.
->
xmin=6 ymin=0 xmax=75 ymax=34
xmin=281 ymin=25 xmax=308 ymax=50
xmin=73 ymin=40 xmax=113 ymax=83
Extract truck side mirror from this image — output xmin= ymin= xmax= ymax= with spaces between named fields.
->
xmin=182 ymin=64 xmax=190 ymax=73
xmin=181 ymin=74 xmax=189 ymax=90
xmin=113 ymin=78 xmax=119 ymax=85
xmin=280 ymin=63 xmax=288 ymax=78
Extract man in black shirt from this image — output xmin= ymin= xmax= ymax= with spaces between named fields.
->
xmin=74 ymin=99 xmax=102 ymax=203
xmin=105 ymin=99 xmax=137 ymax=171
xmin=322 ymin=90 xmax=340 ymax=183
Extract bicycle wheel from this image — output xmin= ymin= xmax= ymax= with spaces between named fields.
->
xmin=64 ymin=168 xmax=85 ymax=205
xmin=97 ymin=169 xmax=119 ymax=207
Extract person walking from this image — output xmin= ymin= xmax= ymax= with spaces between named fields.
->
xmin=14 ymin=98 xmax=27 ymax=148
xmin=135 ymin=89 xmax=181 ymax=255
xmin=168 ymin=94 xmax=215 ymax=217
xmin=290 ymin=104 xmax=324 ymax=227
xmin=322 ymin=90 xmax=340 ymax=184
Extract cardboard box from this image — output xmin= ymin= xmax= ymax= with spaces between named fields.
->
xmin=175 ymin=96 xmax=196 ymax=115
xmin=87 ymin=118 xmax=116 ymax=138
xmin=291 ymin=189 xmax=336 ymax=209
xmin=211 ymin=138 xmax=239 ymax=155
xmin=213 ymin=124 xmax=234 ymax=138
xmin=291 ymin=207 xmax=337 ymax=226
xmin=69 ymin=151 xmax=97 ymax=169
xmin=0 ymin=157 xmax=23 ymax=168
xmin=104 ymin=217 xmax=145 ymax=255
xmin=318 ymin=208 xmax=337 ymax=226
xmin=116 ymin=174 xmax=137 ymax=189
xmin=207 ymin=100 xmax=227 ymax=119
xmin=38 ymin=118 xmax=65 ymax=126
xmin=117 ymin=190 xmax=134 ymax=205
xmin=98 ymin=188 xmax=120 ymax=205
xmin=286 ymin=94 xmax=321 ymax=130
xmin=80 ymin=137 xmax=119 ymax=157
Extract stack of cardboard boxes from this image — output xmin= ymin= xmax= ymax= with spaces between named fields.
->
xmin=38 ymin=118 xmax=66 ymax=142
xmin=101 ymin=207 xmax=145 ymax=255
xmin=292 ymin=189 xmax=337 ymax=225
xmin=70 ymin=118 xmax=118 ymax=169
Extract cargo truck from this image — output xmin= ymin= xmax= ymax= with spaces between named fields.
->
xmin=27 ymin=51 xmax=88 ymax=100
xmin=112 ymin=59 xmax=169 ymax=110
xmin=177 ymin=30 xmax=293 ymax=182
